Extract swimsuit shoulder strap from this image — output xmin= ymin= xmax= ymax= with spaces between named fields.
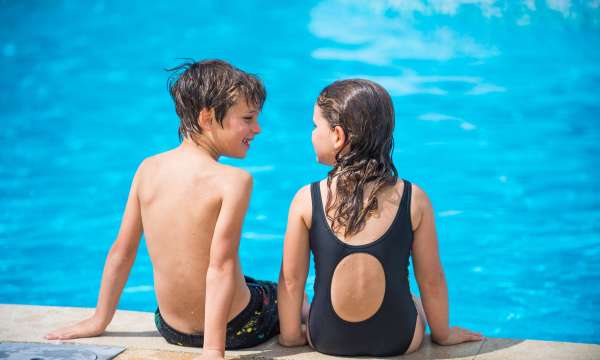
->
xmin=310 ymin=181 xmax=325 ymax=226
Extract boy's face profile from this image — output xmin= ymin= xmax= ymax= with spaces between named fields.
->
xmin=210 ymin=97 xmax=261 ymax=159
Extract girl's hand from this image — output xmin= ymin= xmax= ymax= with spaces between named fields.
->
xmin=44 ymin=317 xmax=106 ymax=340
xmin=433 ymin=326 xmax=483 ymax=346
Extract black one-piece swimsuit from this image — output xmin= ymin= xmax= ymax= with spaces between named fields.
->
xmin=307 ymin=179 xmax=418 ymax=356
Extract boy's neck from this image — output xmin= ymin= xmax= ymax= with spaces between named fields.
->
xmin=181 ymin=137 xmax=220 ymax=161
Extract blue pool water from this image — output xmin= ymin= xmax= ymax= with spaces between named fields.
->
xmin=1 ymin=0 xmax=599 ymax=344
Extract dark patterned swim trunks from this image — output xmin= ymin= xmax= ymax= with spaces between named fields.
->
xmin=155 ymin=276 xmax=279 ymax=349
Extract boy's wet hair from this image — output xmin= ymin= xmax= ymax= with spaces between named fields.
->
xmin=166 ymin=59 xmax=266 ymax=141
xmin=317 ymin=79 xmax=398 ymax=237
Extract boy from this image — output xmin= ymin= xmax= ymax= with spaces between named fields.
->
xmin=45 ymin=60 xmax=279 ymax=360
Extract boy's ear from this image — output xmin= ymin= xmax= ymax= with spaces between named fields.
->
xmin=198 ymin=108 xmax=215 ymax=132
xmin=332 ymin=125 xmax=347 ymax=151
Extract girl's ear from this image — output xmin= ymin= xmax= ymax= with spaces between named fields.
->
xmin=198 ymin=108 xmax=215 ymax=132
xmin=332 ymin=125 xmax=347 ymax=152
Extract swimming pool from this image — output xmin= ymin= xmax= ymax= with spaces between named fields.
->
xmin=1 ymin=0 xmax=599 ymax=344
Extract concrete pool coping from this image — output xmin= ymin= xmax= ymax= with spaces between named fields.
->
xmin=0 ymin=304 xmax=598 ymax=359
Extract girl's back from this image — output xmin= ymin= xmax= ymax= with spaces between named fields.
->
xmin=307 ymin=179 xmax=418 ymax=356
xmin=277 ymin=79 xmax=482 ymax=356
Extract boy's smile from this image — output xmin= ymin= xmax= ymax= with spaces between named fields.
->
xmin=213 ymin=98 xmax=261 ymax=158
xmin=242 ymin=136 xmax=253 ymax=148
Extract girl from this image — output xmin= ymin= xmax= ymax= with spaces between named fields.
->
xmin=277 ymin=79 xmax=483 ymax=356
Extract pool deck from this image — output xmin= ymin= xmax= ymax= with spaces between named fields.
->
xmin=0 ymin=304 xmax=598 ymax=359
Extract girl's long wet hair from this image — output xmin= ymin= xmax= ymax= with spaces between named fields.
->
xmin=318 ymin=79 xmax=398 ymax=238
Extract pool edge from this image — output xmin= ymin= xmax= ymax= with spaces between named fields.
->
xmin=1 ymin=304 xmax=598 ymax=359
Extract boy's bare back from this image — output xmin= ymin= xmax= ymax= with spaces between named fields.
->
xmin=137 ymin=145 xmax=251 ymax=333
xmin=46 ymin=60 xmax=276 ymax=359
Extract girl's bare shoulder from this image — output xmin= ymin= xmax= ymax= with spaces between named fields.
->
xmin=290 ymin=184 xmax=313 ymax=229
xmin=408 ymin=182 xmax=434 ymax=231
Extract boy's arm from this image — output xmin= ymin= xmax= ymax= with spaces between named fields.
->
xmin=202 ymin=170 xmax=252 ymax=359
xmin=412 ymin=184 xmax=482 ymax=345
xmin=45 ymin=164 xmax=144 ymax=340
xmin=277 ymin=186 xmax=311 ymax=347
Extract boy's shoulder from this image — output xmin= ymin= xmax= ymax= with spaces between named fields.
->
xmin=217 ymin=164 xmax=253 ymax=188
xmin=136 ymin=149 xmax=177 ymax=170
xmin=210 ymin=165 xmax=253 ymax=208
xmin=135 ymin=150 xmax=252 ymax=197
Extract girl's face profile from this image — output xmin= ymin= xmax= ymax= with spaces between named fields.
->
xmin=311 ymin=104 xmax=336 ymax=165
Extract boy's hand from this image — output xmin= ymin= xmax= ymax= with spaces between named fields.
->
xmin=278 ymin=326 xmax=307 ymax=347
xmin=433 ymin=326 xmax=483 ymax=346
xmin=193 ymin=349 xmax=225 ymax=360
xmin=44 ymin=317 xmax=106 ymax=340
xmin=278 ymin=334 xmax=307 ymax=347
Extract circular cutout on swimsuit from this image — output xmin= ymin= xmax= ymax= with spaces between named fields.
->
xmin=330 ymin=253 xmax=386 ymax=322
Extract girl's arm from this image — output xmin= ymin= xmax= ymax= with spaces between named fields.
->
xmin=277 ymin=185 xmax=311 ymax=347
xmin=411 ymin=184 xmax=482 ymax=345
xmin=45 ymin=164 xmax=144 ymax=339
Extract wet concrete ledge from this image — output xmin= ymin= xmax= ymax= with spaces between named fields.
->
xmin=0 ymin=304 xmax=598 ymax=359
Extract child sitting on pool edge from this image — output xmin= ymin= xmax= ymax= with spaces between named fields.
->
xmin=45 ymin=59 xmax=282 ymax=360
xmin=277 ymin=79 xmax=483 ymax=356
